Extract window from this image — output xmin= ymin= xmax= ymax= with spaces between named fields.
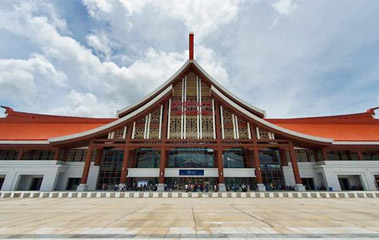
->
xmin=98 ymin=149 xmax=123 ymax=188
xmin=327 ymin=150 xmax=358 ymax=161
xmin=223 ymin=148 xmax=249 ymax=168
xmin=135 ymin=148 xmax=160 ymax=168
xmin=22 ymin=150 xmax=54 ymax=160
xmin=67 ymin=149 xmax=87 ymax=162
xmin=259 ymin=149 xmax=284 ymax=188
xmin=362 ymin=150 xmax=379 ymax=161
xmin=168 ymin=148 xmax=214 ymax=168
xmin=296 ymin=149 xmax=315 ymax=162
xmin=0 ymin=150 xmax=18 ymax=160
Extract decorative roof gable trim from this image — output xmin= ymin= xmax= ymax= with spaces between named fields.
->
xmin=0 ymin=141 xmax=49 ymax=145
xmin=49 ymin=85 xmax=173 ymax=143
xmin=211 ymin=86 xmax=333 ymax=143
xmin=192 ymin=61 xmax=266 ymax=117
xmin=116 ymin=60 xmax=191 ymax=117
xmin=333 ymin=141 xmax=379 ymax=145
xmin=116 ymin=60 xmax=266 ymax=118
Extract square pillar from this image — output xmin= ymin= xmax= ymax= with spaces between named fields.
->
xmin=322 ymin=148 xmax=328 ymax=161
xmin=77 ymin=144 xmax=93 ymax=192
xmin=120 ymin=146 xmax=130 ymax=184
xmin=216 ymin=149 xmax=226 ymax=192
xmin=356 ymin=150 xmax=364 ymax=160
xmin=253 ymin=145 xmax=265 ymax=191
xmin=289 ymin=143 xmax=305 ymax=191
xmin=94 ymin=148 xmax=103 ymax=166
xmin=158 ymin=148 xmax=167 ymax=192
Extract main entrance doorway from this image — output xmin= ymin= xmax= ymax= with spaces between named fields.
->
xmin=166 ymin=177 xmax=216 ymax=191
xmin=97 ymin=148 xmax=123 ymax=190
xmin=0 ymin=176 xmax=4 ymax=190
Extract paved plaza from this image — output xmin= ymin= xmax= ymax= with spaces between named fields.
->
xmin=0 ymin=197 xmax=379 ymax=239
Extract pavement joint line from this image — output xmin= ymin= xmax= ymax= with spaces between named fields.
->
xmin=230 ymin=204 xmax=274 ymax=228
xmin=1 ymin=191 xmax=379 ymax=198
xmin=1 ymin=232 xmax=378 ymax=238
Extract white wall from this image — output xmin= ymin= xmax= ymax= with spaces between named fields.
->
xmin=1 ymin=159 xmax=379 ymax=191
xmin=127 ymin=168 xmax=159 ymax=177
xmin=224 ymin=168 xmax=255 ymax=177
xmin=164 ymin=168 xmax=218 ymax=177
xmin=283 ymin=161 xmax=379 ymax=191
xmin=0 ymin=161 xmax=99 ymax=191
xmin=16 ymin=175 xmax=43 ymax=190
xmin=315 ymin=161 xmax=379 ymax=191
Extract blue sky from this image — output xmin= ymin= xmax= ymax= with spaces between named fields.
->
xmin=0 ymin=0 xmax=378 ymax=118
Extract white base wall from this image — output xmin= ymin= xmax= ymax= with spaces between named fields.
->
xmin=282 ymin=161 xmax=379 ymax=191
xmin=127 ymin=168 xmax=159 ymax=177
xmin=0 ymin=161 xmax=99 ymax=191
xmin=1 ymin=160 xmax=379 ymax=191
xmin=314 ymin=161 xmax=379 ymax=191
xmin=224 ymin=168 xmax=255 ymax=177
xmin=165 ymin=168 xmax=218 ymax=177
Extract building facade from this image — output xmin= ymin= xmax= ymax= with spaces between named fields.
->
xmin=1 ymin=33 xmax=379 ymax=192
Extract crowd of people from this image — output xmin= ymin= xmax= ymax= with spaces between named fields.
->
xmin=184 ymin=183 xmax=212 ymax=192
xmin=102 ymin=183 xmax=158 ymax=192
xmin=101 ymin=181 xmax=350 ymax=192
xmin=226 ymin=183 xmax=249 ymax=192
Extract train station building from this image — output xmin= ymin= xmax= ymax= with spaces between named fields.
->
xmin=1 ymin=33 xmax=379 ymax=192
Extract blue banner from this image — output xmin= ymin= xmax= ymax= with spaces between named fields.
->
xmin=179 ymin=169 xmax=204 ymax=176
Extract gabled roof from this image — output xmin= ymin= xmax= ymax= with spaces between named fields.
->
xmin=211 ymin=86 xmax=333 ymax=144
xmin=1 ymin=61 xmax=378 ymax=146
xmin=0 ymin=107 xmax=115 ymax=141
xmin=267 ymin=108 xmax=379 ymax=142
xmin=117 ymin=60 xmax=266 ymax=118
xmin=48 ymin=86 xmax=172 ymax=144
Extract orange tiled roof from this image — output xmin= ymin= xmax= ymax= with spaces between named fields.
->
xmin=0 ymin=107 xmax=115 ymax=141
xmin=266 ymin=108 xmax=379 ymax=142
xmin=1 ymin=106 xmax=378 ymax=142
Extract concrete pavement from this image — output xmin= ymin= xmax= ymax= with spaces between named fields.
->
xmin=0 ymin=197 xmax=379 ymax=239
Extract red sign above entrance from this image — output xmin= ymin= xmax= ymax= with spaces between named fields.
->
xmin=171 ymin=101 xmax=212 ymax=116
xmin=171 ymin=101 xmax=211 ymax=107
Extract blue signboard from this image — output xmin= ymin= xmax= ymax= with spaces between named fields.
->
xmin=179 ymin=169 xmax=204 ymax=176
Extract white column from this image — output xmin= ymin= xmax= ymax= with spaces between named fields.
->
xmin=232 ymin=114 xmax=237 ymax=139
xmin=158 ymin=104 xmax=163 ymax=139
xmin=235 ymin=115 xmax=239 ymax=139
xmin=167 ymin=98 xmax=171 ymax=139
xmin=183 ymin=76 xmax=187 ymax=139
xmin=212 ymin=99 xmax=216 ymax=139
xmin=220 ymin=106 xmax=225 ymax=139
xmin=196 ymin=76 xmax=199 ymax=139
xmin=256 ymin=127 xmax=260 ymax=140
xmin=122 ymin=126 xmax=127 ymax=139
xmin=181 ymin=78 xmax=184 ymax=139
xmin=247 ymin=122 xmax=252 ymax=139
xmin=143 ymin=115 xmax=149 ymax=139
xmin=199 ymin=78 xmax=203 ymax=139
xmin=132 ymin=122 xmax=136 ymax=139
xmin=146 ymin=113 xmax=151 ymax=139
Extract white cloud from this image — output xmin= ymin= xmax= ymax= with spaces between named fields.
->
xmin=49 ymin=90 xmax=116 ymax=117
xmin=82 ymin=0 xmax=240 ymax=40
xmin=272 ymin=0 xmax=297 ymax=15
xmin=150 ymin=0 xmax=240 ymax=38
xmin=2 ymin=0 xmax=375 ymax=119
xmin=0 ymin=55 xmax=67 ymax=106
xmin=86 ymin=34 xmax=112 ymax=61
xmin=0 ymin=0 xmax=229 ymax=117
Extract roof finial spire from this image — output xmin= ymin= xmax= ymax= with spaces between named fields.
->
xmin=189 ymin=32 xmax=194 ymax=60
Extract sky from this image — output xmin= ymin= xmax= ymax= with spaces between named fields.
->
xmin=0 ymin=0 xmax=378 ymax=118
